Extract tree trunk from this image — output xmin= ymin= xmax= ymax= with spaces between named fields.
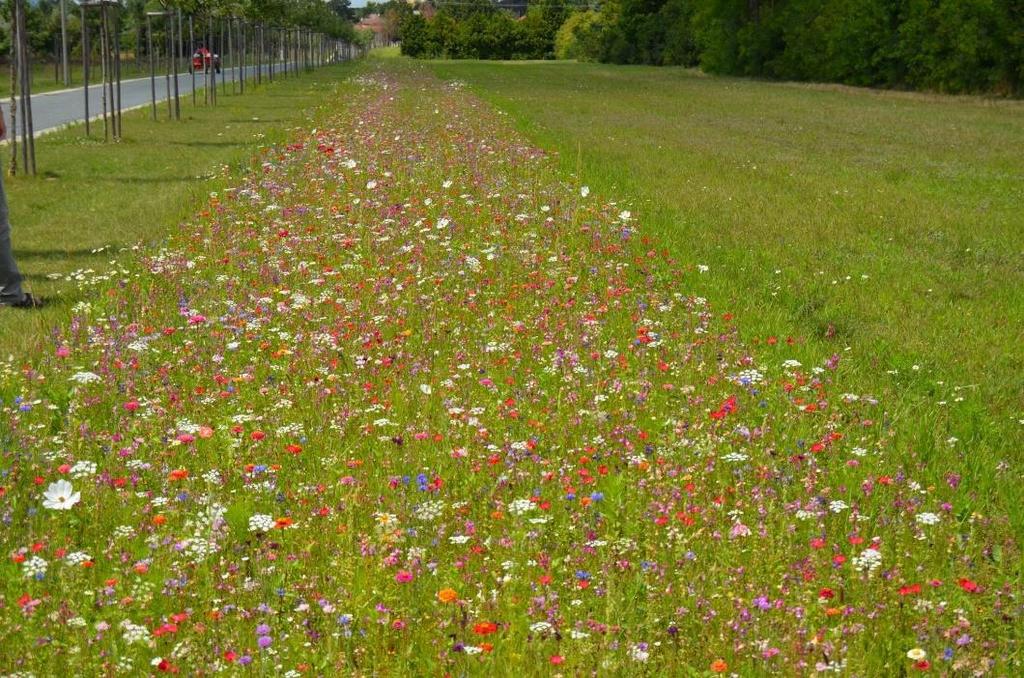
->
xmin=239 ymin=19 xmax=245 ymax=94
xmin=100 ymin=3 xmax=108 ymax=141
xmin=189 ymin=15 xmax=196 ymax=107
xmin=9 ymin=0 xmax=18 ymax=177
xmin=113 ymin=8 xmax=123 ymax=138
xmin=163 ymin=15 xmax=171 ymax=119
xmin=82 ymin=2 xmax=89 ymax=136
xmin=227 ymin=18 xmax=234 ymax=95
xmin=135 ymin=25 xmax=142 ymax=71
xmin=15 ymin=0 xmax=34 ymax=174
xmin=148 ymin=14 xmax=156 ymax=120
xmin=173 ymin=10 xmax=181 ymax=118
xmin=60 ymin=0 xmax=70 ymax=86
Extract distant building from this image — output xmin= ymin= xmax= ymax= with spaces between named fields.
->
xmin=498 ymin=1 xmax=529 ymax=18
xmin=355 ymin=13 xmax=387 ymax=36
xmin=416 ymin=2 xmax=437 ymax=19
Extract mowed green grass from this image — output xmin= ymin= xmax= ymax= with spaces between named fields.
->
xmin=2 ymin=61 xmax=356 ymax=357
xmin=429 ymin=59 xmax=1024 ymax=468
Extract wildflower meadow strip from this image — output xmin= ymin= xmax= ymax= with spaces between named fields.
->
xmin=0 ymin=64 xmax=1018 ymax=675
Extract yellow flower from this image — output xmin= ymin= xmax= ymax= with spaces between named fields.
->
xmin=437 ymin=588 xmax=458 ymax=603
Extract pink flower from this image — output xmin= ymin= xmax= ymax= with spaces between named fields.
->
xmin=395 ymin=570 xmax=413 ymax=583
xmin=730 ymin=522 xmax=751 ymax=538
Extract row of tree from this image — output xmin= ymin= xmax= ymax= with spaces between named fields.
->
xmin=401 ymin=0 xmax=1024 ymax=95
xmin=3 ymin=0 xmax=370 ymax=177
xmin=0 ymin=0 xmax=361 ymax=72
xmin=400 ymin=0 xmax=572 ymax=60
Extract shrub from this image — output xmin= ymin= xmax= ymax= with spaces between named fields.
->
xmin=403 ymin=0 xmax=1022 ymax=95
xmin=555 ymin=10 xmax=603 ymax=60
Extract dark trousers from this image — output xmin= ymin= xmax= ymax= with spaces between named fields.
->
xmin=0 ymin=161 xmax=25 ymax=305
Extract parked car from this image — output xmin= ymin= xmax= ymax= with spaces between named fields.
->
xmin=191 ymin=47 xmax=221 ymax=74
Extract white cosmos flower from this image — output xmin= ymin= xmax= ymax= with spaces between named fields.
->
xmin=248 ymin=514 xmax=275 ymax=533
xmin=580 ymin=185 xmax=590 ymax=198
xmin=43 ymin=480 xmax=80 ymax=510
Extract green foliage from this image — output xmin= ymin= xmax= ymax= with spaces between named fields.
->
xmin=0 ymin=0 xmax=360 ymax=68
xmin=399 ymin=13 xmax=433 ymax=57
xmin=400 ymin=0 xmax=580 ymax=60
xmin=561 ymin=0 xmax=1024 ymax=95
xmin=554 ymin=10 xmax=602 ymax=60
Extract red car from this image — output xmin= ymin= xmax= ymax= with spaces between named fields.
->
xmin=191 ymin=47 xmax=221 ymax=74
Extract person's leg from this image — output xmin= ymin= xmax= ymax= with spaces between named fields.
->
xmin=0 ymin=164 xmax=27 ymax=305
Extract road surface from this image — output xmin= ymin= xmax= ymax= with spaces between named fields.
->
xmin=3 ymin=61 xmax=323 ymax=137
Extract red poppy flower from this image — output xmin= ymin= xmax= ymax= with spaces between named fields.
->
xmin=899 ymin=583 xmax=921 ymax=596
xmin=473 ymin=622 xmax=498 ymax=636
xmin=958 ymin=578 xmax=979 ymax=593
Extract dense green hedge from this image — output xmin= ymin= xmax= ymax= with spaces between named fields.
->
xmin=560 ymin=0 xmax=1024 ymax=95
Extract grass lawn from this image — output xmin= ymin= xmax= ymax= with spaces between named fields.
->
xmin=428 ymin=59 xmax=1024 ymax=469
xmin=2 ymin=60 xmax=357 ymax=356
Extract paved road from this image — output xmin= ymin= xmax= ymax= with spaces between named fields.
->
xmin=3 ymin=61 xmax=323 ymax=136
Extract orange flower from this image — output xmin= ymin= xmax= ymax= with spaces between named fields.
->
xmin=711 ymin=659 xmax=728 ymax=673
xmin=275 ymin=517 xmax=294 ymax=529
xmin=437 ymin=588 xmax=458 ymax=604
xmin=152 ymin=514 xmax=167 ymax=526
xmin=168 ymin=469 xmax=188 ymax=481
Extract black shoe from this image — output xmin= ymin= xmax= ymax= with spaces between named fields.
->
xmin=3 ymin=293 xmax=43 ymax=309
